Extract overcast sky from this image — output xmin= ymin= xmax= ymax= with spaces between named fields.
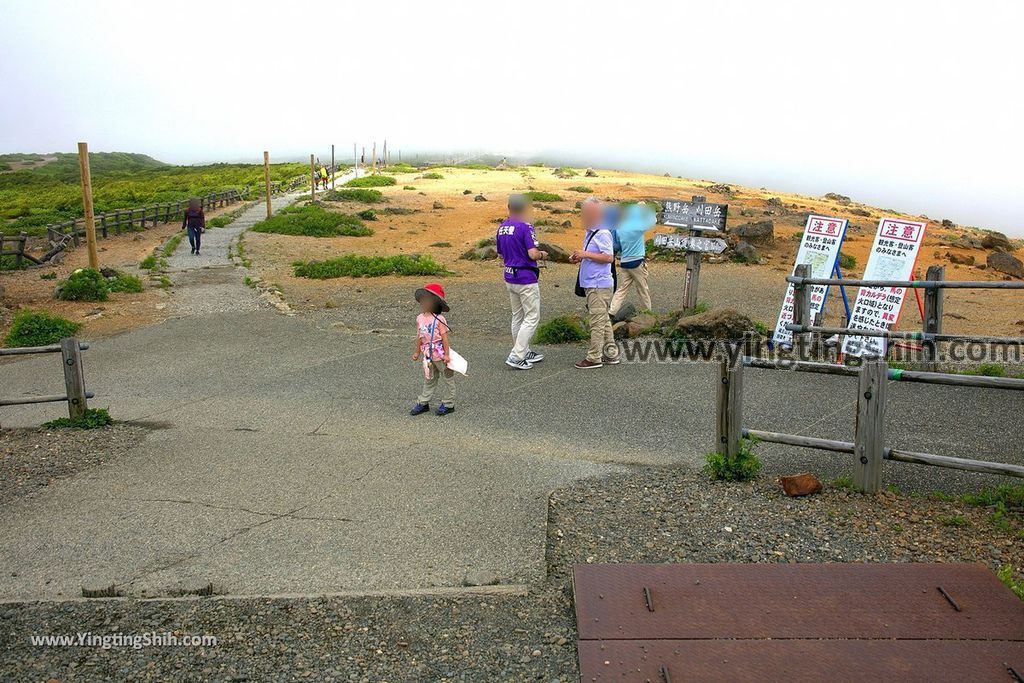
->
xmin=2 ymin=1 xmax=1022 ymax=233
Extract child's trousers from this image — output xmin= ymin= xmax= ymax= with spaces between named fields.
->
xmin=418 ymin=359 xmax=456 ymax=406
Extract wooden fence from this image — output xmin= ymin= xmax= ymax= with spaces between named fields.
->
xmin=0 ymin=338 xmax=92 ymax=424
xmin=27 ymin=181 xmax=286 ymax=264
xmin=0 ymin=233 xmax=39 ymax=266
xmin=715 ymin=264 xmax=1024 ymax=492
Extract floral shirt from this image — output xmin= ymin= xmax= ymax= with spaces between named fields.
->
xmin=416 ymin=313 xmax=447 ymax=359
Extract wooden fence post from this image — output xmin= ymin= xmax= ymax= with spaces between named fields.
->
xmin=309 ymin=154 xmax=316 ymax=201
xmin=923 ymin=265 xmax=944 ymax=371
xmin=77 ymin=142 xmax=99 ymax=269
xmin=716 ymin=353 xmax=744 ymax=459
xmin=854 ymin=357 xmax=888 ymax=493
xmin=60 ymin=337 xmax=88 ymax=419
xmin=263 ymin=151 xmax=273 ymax=218
xmin=791 ymin=263 xmax=811 ymax=353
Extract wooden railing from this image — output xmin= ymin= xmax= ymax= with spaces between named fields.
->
xmin=0 ymin=232 xmax=38 ymax=266
xmin=37 ymin=181 xmax=287 ymax=262
xmin=0 ymin=338 xmax=93 ymax=425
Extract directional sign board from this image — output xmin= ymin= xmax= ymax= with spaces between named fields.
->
xmin=661 ymin=200 xmax=728 ymax=231
xmin=772 ymin=215 xmax=849 ymax=347
xmin=841 ymin=217 xmax=928 ymax=358
xmin=652 ymin=233 xmax=728 ymax=254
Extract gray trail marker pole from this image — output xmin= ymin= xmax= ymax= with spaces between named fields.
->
xmin=60 ymin=337 xmax=88 ymax=419
xmin=331 ymin=144 xmax=335 ymax=189
xmin=854 ymin=357 xmax=888 ymax=493
xmin=923 ymin=265 xmax=944 ymax=371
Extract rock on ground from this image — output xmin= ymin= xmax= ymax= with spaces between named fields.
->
xmin=988 ymin=251 xmax=1023 ymax=278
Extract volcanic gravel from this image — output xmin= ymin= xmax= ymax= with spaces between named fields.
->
xmin=1 ymin=466 xmax=1020 ymax=682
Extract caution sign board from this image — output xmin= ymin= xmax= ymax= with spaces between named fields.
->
xmin=841 ymin=218 xmax=927 ymax=357
xmin=772 ymin=215 xmax=849 ymax=347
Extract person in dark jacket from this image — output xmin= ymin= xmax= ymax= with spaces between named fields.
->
xmin=182 ymin=198 xmax=205 ymax=255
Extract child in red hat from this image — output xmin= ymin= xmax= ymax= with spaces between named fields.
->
xmin=411 ymin=283 xmax=455 ymax=416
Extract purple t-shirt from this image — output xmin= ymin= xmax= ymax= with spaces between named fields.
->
xmin=496 ymin=218 xmax=540 ymax=285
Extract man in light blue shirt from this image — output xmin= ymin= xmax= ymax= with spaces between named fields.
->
xmin=571 ymin=198 xmax=619 ymax=369
xmin=610 ymin=201 xmax=656 ymax=315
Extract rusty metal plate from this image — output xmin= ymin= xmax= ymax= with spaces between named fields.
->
xmin=573 ymin=563 xmax=1024 ymax=641
xmin=578 ymin=640 xmax=1024 ymax=683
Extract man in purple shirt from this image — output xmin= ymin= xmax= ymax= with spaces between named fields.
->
xmin=496 ymin=194 xmax=549 ymax=370
xmin=570 ymin=197 xmax=619 ymax=369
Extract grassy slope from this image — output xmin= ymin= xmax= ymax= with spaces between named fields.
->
xmin=0 ymin=152 xmax=308 ymax=236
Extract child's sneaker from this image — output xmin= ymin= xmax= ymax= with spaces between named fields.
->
xmin=506 ymin=357 xmax=534 ymax=370
xmin=436 ymin=404 xmax=455 ymax=416
xmin=525 ymin=351 xmax=545 ymax=363
xmin=410 ymin=402 xmax=430 ymax=415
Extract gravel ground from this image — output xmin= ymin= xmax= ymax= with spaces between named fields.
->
xmin=2 ymin=466 xmax=1019 ymax=682
xmin=0 ymin=424 xmax=149 ymax=507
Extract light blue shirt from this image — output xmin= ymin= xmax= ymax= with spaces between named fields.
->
xmin=616 ymin=203 xmax=656 ymax=263
xmin=579 ymin=227 xmax=614 ymax=289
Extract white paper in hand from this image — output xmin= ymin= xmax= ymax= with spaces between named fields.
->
xmin=446 ymin=349 xmax=468 ymax=375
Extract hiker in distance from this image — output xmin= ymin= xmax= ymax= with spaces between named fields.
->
xmin=570 ymin=197 xmax=620 ymax=369
xmin=496 ymin=193 xmax=548 ymax=370
xmin=181 ymin=197 xmax=206 ymax=255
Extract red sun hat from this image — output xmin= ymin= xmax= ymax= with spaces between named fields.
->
xmin=415 ymin=282 xmax=450 ymax=312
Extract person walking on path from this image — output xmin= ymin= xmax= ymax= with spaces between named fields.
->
xmin=609 ymin=201 xmax=656 ymax=316
xmin=181 ymin=198 xmax=206 ymax=255
xmin=571 ymin=198 xmax=619 ymax=369
xmin=410 ymin=283 xmax=456 ymax=416
xmin=496 ymin=194 xmax=548 ymax=370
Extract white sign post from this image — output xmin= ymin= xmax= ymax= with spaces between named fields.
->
xmin=841 ymin=218 xmax=927 ymax=358
xmin=772 ymin=215 xmax=849 ymax=347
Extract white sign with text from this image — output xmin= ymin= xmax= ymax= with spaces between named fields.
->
xmin=772 ymin=215 xmax=849 ymax=347
xmin=841 ymin=217 xmax=928 ymax=357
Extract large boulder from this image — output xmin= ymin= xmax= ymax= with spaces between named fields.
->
xmin=671 ymin=308 xmax=755 ymax=340
xmin=585 ymin=168 xmax=598 ymax=177
xmin=947 ymin=252 xmax=975 ymax=266
xmin=538 ymin=241 xmax=572 ymax=264
xmin=982 ymin=231 xmax=1012 ymax=251
xmin=733 ymin=220 xmax=774 ymax=244
xmin=733 ymin=241 xmax=761 ymax=263
xmin=988 ymin=251 xmax=1023 ymax=278
xmin=610 ymin=302 xmax=637 ymax=324
xmin=824 ymin=192 xmax=851 ymax=205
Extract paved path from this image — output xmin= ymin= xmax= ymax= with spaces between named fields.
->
xmin=1 ymin=178 xmax=1022 ymax=600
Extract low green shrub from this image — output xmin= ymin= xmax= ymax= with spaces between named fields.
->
xmin=998 ymin=565 xmax=1024 ymax=601
xmin=419 ymin=172 xmax=444 ymax=180
xmin=384 ymin=163 xmax=418 ymax=173
xmin=403 ymin=185 xmax=416 ymax=190
xmin=566 ymin=186 xmax=593 ymax=193
xmin=43 ymin=407 xmax=113 ymax=429
xmin=0 ymin=255 xmax=27 ymax=271
xmin=293 ymin=254 xmax=448 ymax=279
xmin=140 ymin=254 xmax=158 ymax=270
xmin=357 ymin=209 xmax=378 ymax=221
xmin=251 ymin=204 xmax=373 ymax=237
xmin=430 ymin=241 xmax=451 ymax=247
xmin=162 ymin=232 xmax=184 ymax=257
xmin=524 ymin=191 xmax=563 ymax=202
xmin=3 ymin=309 xmax=81 ymax=347
xmin=345 ymin=175 xmax=396 ymax=188
xmin=534 ymin=315 xmax=588 ymax=344
xmin=58 ymin=268 xmax=109 ymax=301
xmin=323 ymin=188 xmax=384 ymax=203
xmin=207 ymin=215 xmax=234 ymax=228
xmin=108 ymin=271 xmax=144 ymax=293
xmin=839 ymin=252 xmax=857 ymax=270
xmin=704 ymin=438 xmax=762 ymax=481
xmin=553 ymin=167 xmax=577 ymax=177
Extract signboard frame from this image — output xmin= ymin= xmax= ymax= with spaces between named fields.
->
xmin=661 ymin=199 xmax=729 ymax=232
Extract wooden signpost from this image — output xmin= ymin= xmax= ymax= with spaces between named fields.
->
xmin=76 ymin=142 xmax=99 ymax=269
xmin=652 ymin=233 xmax=728 ymax=254
xmin=659 ymin=195 xmax=728 ymax=311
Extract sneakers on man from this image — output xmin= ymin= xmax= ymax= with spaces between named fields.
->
xmin=436 ymin=404 xmax=455 ymax=416
xmin=506 ymin=357 xmax=534 ymax=370
xmin=410 ymin=402 xmax=430 ymax=416
xmin=602 ymin=356 xmax=621 ymax=365
xmin=525 ymin=351 xmax=545 ymax=363
xmin=574 ymin=359 xmax=603 ymax=369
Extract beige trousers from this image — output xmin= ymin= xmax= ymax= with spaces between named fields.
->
xmin=609 ymin=261 xmax=652 ymax=315
xmin=418 ymin=359 xmax=455 ymax=406
xmin=585 ymin=287 xmax=619 ymax=363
